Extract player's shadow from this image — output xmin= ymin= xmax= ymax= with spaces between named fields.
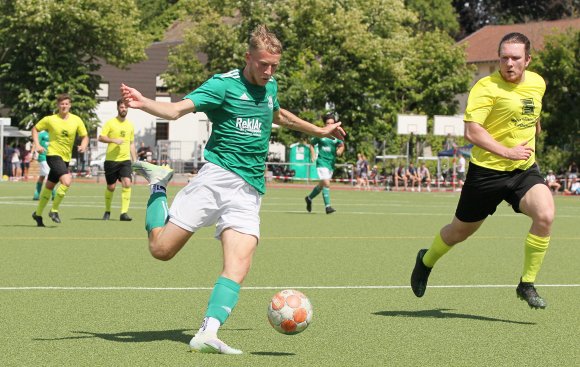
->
xmin=71 ymin=218 xmax=110 ymax=221
xmin=252 ymin=351 xmax=296 ymax=356
xmin=373 ymin=308 xmax=535 ymax=325
xmin=33 ymin=329 xmax=193 ymax=344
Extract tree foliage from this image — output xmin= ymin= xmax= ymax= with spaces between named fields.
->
xmin=0 ymin=0 xmax=149 ymax=130
xmin=163 ymin=0 xmax=472 ymax=161
xmin=530 ymin=30 xmax=580 ymax=165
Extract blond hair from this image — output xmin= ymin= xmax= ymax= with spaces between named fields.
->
xmin=249 ymin=25 xmax=282 ymax=54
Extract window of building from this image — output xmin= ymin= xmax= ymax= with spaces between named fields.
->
xmin=156 ymin=75 xmax=168 ymax=96
xmin=96 ymin=83 xmax=109 ymax=100
xmin=155 ymin=119 xmax=169 ymax=142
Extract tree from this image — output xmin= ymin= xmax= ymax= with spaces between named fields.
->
xmin=162 ymin=0 xmax=472 ymax=161
xmin=405 ymin=0 xmax=460 ymax=36
xmin=0 ymin=0 xmax=149 ymax=130
xmin=531 ymin=30 xmax=580 ymax=164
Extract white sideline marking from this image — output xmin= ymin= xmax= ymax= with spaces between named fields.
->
xmin=0 ymin=284 xmax=578 ymax=291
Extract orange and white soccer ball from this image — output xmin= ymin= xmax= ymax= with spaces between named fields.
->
xmin=267 ymin=289 xmax=313 ymax=335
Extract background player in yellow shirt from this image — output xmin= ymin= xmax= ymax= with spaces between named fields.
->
xmin=31 ymin=93 xmax=89 ymax=226
xmin=411 ymin=32 xmax=554 ymax=309
xmin=98 ymin=99 xmax=136 ymax=221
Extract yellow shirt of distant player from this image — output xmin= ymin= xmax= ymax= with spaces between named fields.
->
xmin=464 ymin=70 xmax=546 ymax=171
xmin=101 ymin=117 xmax=135 ymax=162
xmin=35 ymin=113 xmax=88 ymax=162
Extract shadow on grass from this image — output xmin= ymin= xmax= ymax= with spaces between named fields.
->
xmin=71 ymin=218 xmax=110 ymax=221
xmin=33 ymin=327 xmax=254 ymax=345
xmin=373 ymin=308 xmax=535 ymax=325
xmin=251 ymin=351 xmax=296 ymax=356
xmin=34 ymin=329 xmax=193 ymax=344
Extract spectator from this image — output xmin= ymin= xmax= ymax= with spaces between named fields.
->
xmin=10 ymin=143 xmax=21 ymax=179
xmin=137 ymin=141 xmax=151 ymax=161
xmin=21 ymin=147 xmax=32 ymax=181
xmin=563 ymin=178 xmax=579 ymax=195
xmin=418 ymin=162 xmax=431 ymax=192
xmin=567 ymin=161 xmax=578 ymax=190
xmin=456 ymin=153 xmax=466 ymax=190
xmin=545 ymin=169 xmax=561 ymax=193
xmin=394 ymin=163 xmax=408 ymax=191
xmin=406 ymin=162 xmax=419 ymax=191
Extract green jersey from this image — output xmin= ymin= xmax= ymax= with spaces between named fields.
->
xmin=37 ymin=130 xmax=50 ymax=162
xmin=311 ymin=137 xmax=343 ymax=170
xmin=184 ymin=69 xmax=280 ymax=195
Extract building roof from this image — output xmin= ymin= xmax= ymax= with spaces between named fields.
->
xmin=457 ymin=18 xmax=580 ymax=63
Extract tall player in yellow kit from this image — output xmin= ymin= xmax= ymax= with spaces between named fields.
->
xmin=31 ymin=94 xmax=89 ymax=226
xmin=98 ymin=99 xmax=137 ymax=221
xmin=410 ymin=33 xmax=554 ymax=309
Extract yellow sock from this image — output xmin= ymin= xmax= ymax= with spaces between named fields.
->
xmin=121 ymin=187 xmax=131 ymax=214
xmin=35 ymin=187 xmax=53 ymax=216
xmin=423 ymin=232 xmax=453 ymax=268
xmin=105 ymin=189 xmax=114 ymax=212
xmin=521 ymin=233 xmax=549 ymax=283
xmin=51 ymin=184 xmax=69 ymax=212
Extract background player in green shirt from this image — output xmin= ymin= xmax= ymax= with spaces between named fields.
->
xmin=31 ymin=94 xmax=88 ymax=226
xmin=98 ymin=99 xmax=137 ymax=221
xmin=411 ymin=32 xmax=554 ymax=309
xmin=121 ymin=25 xmax=345 ymax=355
xmin=32 ymin=130 xmax=55 ymax=200
xmin=304 ymin=112 xmax=345 ymax=214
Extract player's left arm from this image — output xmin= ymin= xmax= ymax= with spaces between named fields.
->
xmin=130 ymin=140 xmax=137 ymax=162
xmin=535 ymin=118 xmax=542 ymax=136
xmin=276 ymin=108 xmax=346 ymax=140
xmin=78 ymin=135 xmax=89 ymax=153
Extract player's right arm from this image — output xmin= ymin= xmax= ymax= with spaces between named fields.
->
xmin=464 ymin=122 xmax=533 ymax=161
xmin=31 ymin=127 xmax=44 ymax=154
xmin=121 ymin=83 xmax=195 ymax=120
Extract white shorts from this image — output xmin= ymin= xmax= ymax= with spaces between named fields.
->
xmin=168 ymin=162 xmax=262 ymax=240
xmin=39 ymin=160 xmax=50 ymax=177
xmin=317 ymin=167 xmax=333 ymax=180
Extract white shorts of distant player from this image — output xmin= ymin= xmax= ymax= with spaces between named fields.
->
xmin=39 ymin=161 xmax=50 ymax=177
xmin=317 ymin=167 xmax=333 ymax=180
xmin=169 ymin=162 xmax=262 ymax=240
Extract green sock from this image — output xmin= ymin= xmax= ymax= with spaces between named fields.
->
xmin=322 ymin=187 xmax=331 ymax=207
xmin=35 ymin=182 xmax=43 ymax=196
xmin=308 ymin=185 xmax=322 ymax=199
xmin=145 ymin=192 xmax=169 ymax=232
xmin=521 ymin=233 xmax=549 ymax=283
xmin=51 ymin=184 xmax=69 ymax=212
xmin=105 ymin=189 xmax=114 ymax=212
xmin=35 ymin=187 xmax=53 ymax=216
xmin=205 ymin=276 xmax=241 ymax=325
xmin=121 ymin=187 xmax=131 ymax=214
xmin=423 ymin=232 xmax=453 ymax=268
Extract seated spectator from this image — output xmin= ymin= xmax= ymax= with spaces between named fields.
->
xmin=406 ymin=162 xmax=419 ymax=191
xmin=567 ymin=161 xmax=578 ymax=190
xmin=418 ymin=162 xmax=431 ymax=192
xmin=563 ymin=177 xmax=580 ymax=195
xmin=394 ymin=163 xmax=407 ymax=191
xmin=545 ymin=169 xmax=561 ymax=193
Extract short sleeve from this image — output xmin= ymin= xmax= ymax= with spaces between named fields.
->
xmin=35 ymin=116 xmax=49 ymax=132
xmin=183 ymin=76 xmax=226 ymax=113
xmin=100 ymin=120 xmax=111 ymax=137
xmin=464 ymin=80 xmax=494 ymax=125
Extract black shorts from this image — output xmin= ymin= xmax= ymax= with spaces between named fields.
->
xmin=46 ymin=155 xmax=70 ymax=183
xmin=104 ymin=160 xmax=132 ymax=185
xmin=455 ymin=162 xmax=546 ymax=222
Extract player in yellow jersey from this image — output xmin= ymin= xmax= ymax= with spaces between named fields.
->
xmin=98 ymin=99 xmax=137 ymax=221
xmin=411 ymin=33 xmax=554 ymax=309
xmin=31 ymin=94 xmax=89 ymax=226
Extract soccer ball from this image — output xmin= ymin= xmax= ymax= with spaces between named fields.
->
xmin=267 ymin=289 xmax=313 ymax=335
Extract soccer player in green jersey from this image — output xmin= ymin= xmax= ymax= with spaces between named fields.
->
xmin=305 ymin=112 xmax=345 ymax=214
xmin=31 ymin=94 xmax=89 ymax=227
xmin=411 ymin=32 xmax=554 ymax=309
xmin=121 ymin=25 xmax=345 ymax=354
xmin=32 ymin=130 xmax=55 ymax=200
xmin=98 ymin=99 xmax=137 ymax=221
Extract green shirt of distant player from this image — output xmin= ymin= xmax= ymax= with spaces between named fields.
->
xmin=35 ymin=113 xmax=88 ymax=162
xmin=37 ymin=130 xmax=50 ymax=162
xmin=184 ymin=68 xmax=280 ymax=195
xmin=311 ymin=137 xmax=343 ymax=170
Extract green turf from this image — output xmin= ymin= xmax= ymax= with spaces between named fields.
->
xmin=0 ymin=181 xmax=578 ymax=366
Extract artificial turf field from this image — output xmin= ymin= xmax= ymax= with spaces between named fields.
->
xmin=0 ymin=180 xmax=578 ymax=366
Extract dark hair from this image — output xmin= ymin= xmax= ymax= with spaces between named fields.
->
xmin=322 ymin=111 xmax=337 ymax=123
xmin=56 ymin=93 xmax=71 ymax=103
xmin=498 ymin=32 xmax=531 ymax=56
xmin=116 ymin=98 xmax=125 ymax=107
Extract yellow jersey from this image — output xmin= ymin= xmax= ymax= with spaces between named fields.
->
xmin=100 ymin=117 xmax=135 ymax=162
xmin=35 ymin=113 xmax=88 ymax=162
xmin=464 ymin=70 xmax=545 ymax=171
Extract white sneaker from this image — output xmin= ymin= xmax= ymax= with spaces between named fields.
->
xmin=132 ymin=161 xmax=174 ymax=187
xmin=189 ymin=333 xmax=243 ymax=355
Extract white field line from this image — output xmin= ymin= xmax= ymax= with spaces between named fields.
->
xmin=0 ymin=284 xmax=579 ymax=291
